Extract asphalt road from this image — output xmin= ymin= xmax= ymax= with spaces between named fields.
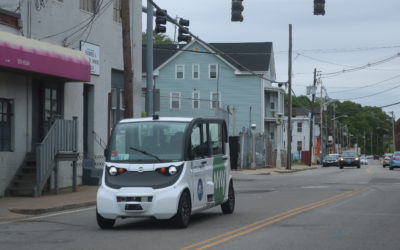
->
xmin=1 ymin=160 xmax=400 ymax=250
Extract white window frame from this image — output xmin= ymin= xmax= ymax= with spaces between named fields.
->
xmin=80 ymin=0 xmax=98 ymax=13
xmin=192 ymin=91 xmax=200 ymax=109
xmin=170 ymin=92 xmax=181 ymax=110
xmin=297 ymin=122 xmax=302 ymax=133
xmin=210 ymin=92 xmax=221 ymax=109
xmin=176 ymin=64 xmax=185 ymax=80
xmin=208 ymin=64 xmax=218 ymax=79
xmin=192 ymin=64 xmax=200 ymax=80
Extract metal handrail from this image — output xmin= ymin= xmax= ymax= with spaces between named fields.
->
xmin=92 ymin=130 xmax=107 ymax=149
xmin=35 ymin=117 xmax=78 ymax=196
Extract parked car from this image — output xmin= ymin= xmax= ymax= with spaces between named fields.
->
xmin=389 ymin=151 xmax=400 ymax=170
xmin=322 ymin=154 xmax=340 ymax=167
xmin=382 ymin=153 xmax=392 ymax=168
xmin=338 ymin=151 xmax=360 ymax=169
xmin=360 ymin=155 xmax=368 ymax=165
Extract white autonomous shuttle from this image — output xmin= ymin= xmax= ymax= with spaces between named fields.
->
xmin=96 ymin=116 xmax=235 ymax=228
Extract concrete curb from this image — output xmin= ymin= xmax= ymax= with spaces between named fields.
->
xmin=273 ymin=166 xmax=318 ymax=174
xmin=9 ymin=201 xmax=96 ymax=215
xmin=233 ymin=166 xmax=318 ymax=175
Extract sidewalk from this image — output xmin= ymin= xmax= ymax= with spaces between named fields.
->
xmin=232 ymin=164 xmax=318 ymax=175
xmin=0 ymin=186 xmax=98 ymax=222
xmin=0 ymin=164 xmax=318 ymax=222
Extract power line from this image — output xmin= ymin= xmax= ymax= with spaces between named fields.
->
xmin=379 ymin=101 xmax=400 ymax=109
xmin=329 ymin=73 xmax=400 ymax=94
xmin=321 ymin=52 xmax=400 ymax=78
xmin=337 ymin=82 xmax=400 ymax=101
xmin=286 ymin=45 xmax=400 ymax=55
xmin=39 ymin=0 xmax=112 ymax=42
xmin=63 ymin=0 xmax=112 ymax=47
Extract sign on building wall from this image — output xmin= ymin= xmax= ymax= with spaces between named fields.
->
xmin=80 ymin=41 xmax=100 ymax=75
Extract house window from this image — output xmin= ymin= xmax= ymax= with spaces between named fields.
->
xmin=192 ymin=64 xmax=200 ymax=79
xmin=270 ymin=102 xmax=275 ymax=109
xmin=192 ymin=91 xmax=200 ymax=109
xmin=170 ymin=92 xmax=181 ymax=109
xmin=297 ymin=122 xmax=302 ymax=132
xmin=0 ymin=98 xmax=13 ymax=151
xmin=297 ymin=141 xmax=302 ymax=151
xmin=113 ymin=0 xmax=122 ymax=23
xmin=209 ymin=64 xmax=218 ymax=79
xmin=119 ymin=89 xmax=125 ymax=111
xmin=210 ymin=92 xmax=220 ymax=109
xmin=176 ymin=64 xmax=184 ymax=79
xmin=80 ymin=0 xmax=98 ymax=13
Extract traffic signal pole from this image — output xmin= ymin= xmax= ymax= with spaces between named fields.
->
xmin=146 ymin=0 xmax=154 ymax=116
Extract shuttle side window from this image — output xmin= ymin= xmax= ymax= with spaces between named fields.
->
xmin=209 ymin=122 xmax=224 ymax=156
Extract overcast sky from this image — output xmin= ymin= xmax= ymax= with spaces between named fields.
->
xmin=143 ymin=0 xmax=400 ymax=118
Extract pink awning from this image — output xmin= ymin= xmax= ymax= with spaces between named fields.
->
xmin=0 ymin=31 xmax=90 ymax=82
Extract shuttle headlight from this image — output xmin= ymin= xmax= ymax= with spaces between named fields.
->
xmin=168 ymin=166 xmax=178 ymax=175
xmin=156 ymin=165 xmax=180 ymax=176
xmin=108 ymin=166 xmax=126 ymax=176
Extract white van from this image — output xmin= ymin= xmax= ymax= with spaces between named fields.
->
xmin=96 ymin=116 xmax=235 ymax=228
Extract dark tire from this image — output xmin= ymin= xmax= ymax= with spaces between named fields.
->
xmin=383 ymin=165 xmax=386 ymax=168
xmin=96 ymin=209 xmax=115 ymax=229
xmin=172 ymin=191 xmax=191 ymax=228
xmin=340 ymin=165 xmax=343 ymax=169
xmin=390 ymin=167 xmax=394 ymax=170
xmin=221 ymin=181 xmax=235 ymax=214
xmin=357 ymin=165 xmax=360 ymax=169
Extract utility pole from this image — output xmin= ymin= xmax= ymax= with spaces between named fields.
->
xmin=131 ymin=0 xmax=143 ymax=118
xmin=308 ymin=68 xmax=317 ymax=166
xmin=391 ymin=111 xmax=395 ymax=152
xmin=286 ymin=24 xmax=293 ymax=170
xmin=332 ymin=104 xmax=336 ymax=153
xmin=363 ymin=130 xmax=366 ymax=154
xmin=319 ymin=81 xmax=324 ymax=161
xmin=146 ymin=0 xmax=154 ymax=116
xmin=121 ymin=0 xmax=133 ymax=118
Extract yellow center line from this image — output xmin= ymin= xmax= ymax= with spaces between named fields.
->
xmin=180 ymin=186 xmax=367 ymax=250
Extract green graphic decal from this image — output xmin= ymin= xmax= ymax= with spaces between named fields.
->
xmin=213 ymin=157 xmax=226 ymax=205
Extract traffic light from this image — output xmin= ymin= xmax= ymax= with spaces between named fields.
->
xmin=178 ymin=18 xmax=191 ymax=43
xmin=155 ymin=9 xmax=167 ymax=33
xmin=231 ymin=0 xmax=244 ymax=22
xmin=314 ymin=0 xmax=325 ymax=16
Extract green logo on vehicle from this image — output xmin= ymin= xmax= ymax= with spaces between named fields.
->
xmin=213 ymin=157 xmax=226 ymax=205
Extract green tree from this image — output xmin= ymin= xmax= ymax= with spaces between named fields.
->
xmin=142 ymin=32 xmax=173 ymax=45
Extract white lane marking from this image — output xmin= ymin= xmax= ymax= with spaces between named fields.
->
xmin=0 ymin=206 xmax=96 ymax=225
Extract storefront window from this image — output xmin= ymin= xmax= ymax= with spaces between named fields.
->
xmin=0 ymin=98 xmax=13 ymax=151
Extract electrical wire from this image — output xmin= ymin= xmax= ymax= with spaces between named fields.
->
xmin=148 ymin=0 xmax=287 ymax=85
xmin=63 ymin=0 xmax=111 ymax=47
xmin=39 ymin=0 xmax=112 ymax=42
xmin=337 ymin=82 xmax=400 ymax=101
xmin=321 ymin=53 xmax=400 ymax=78
xmin=329 ymin=73 xmax=400 ymax=94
